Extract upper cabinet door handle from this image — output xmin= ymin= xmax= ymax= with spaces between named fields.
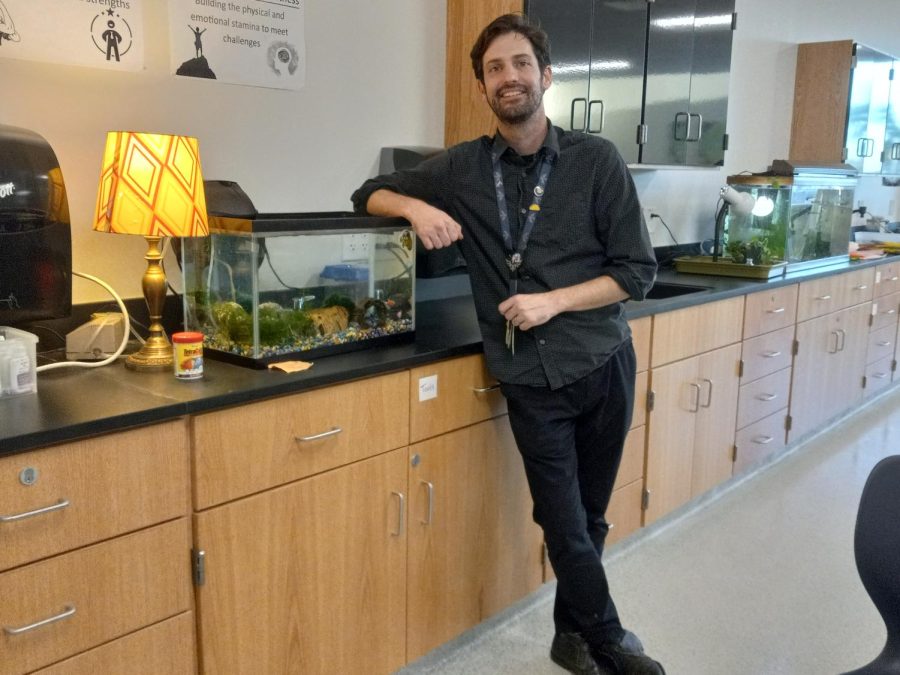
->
xmin=570 ymin=98 xmax=588 ymax=132
xmin=891 ymin=142 xmax=900 ymax=160
xmin=0 ymin=499 xmax=70 ymax=523
xmin=674 ymin=112 xmax=690 ymax=141
xmin=688 ymin=113 xmax=703 ymax=142
xmin=587 ymin=99 xmax=604 ymax=134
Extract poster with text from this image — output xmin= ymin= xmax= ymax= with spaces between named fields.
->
xmin=0 ymin=0 xmax=144 ymax=71
xmin=168 ymin=0 xmax=305 ymax=90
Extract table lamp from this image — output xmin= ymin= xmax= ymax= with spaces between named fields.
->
xmin=94 ymin=132 xmax=209 ymax=371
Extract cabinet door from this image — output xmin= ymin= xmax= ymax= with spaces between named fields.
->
xmin=527 ymin=0 xmax=593 ymax=133
xmin=587 ymin=0 xmax=647 ymax=164
xmin=406 ymin=417 xmax=542 ymax=661
xmin=194 ymin=450 xmax=408 ymax=675
xmin=845 ymin=45 xmax=892 ymax=174
xmin=645 ymin=355 xmax=699 ymax=524
xmin=692 ymin=343 xmax=741 ymax=497
xmin=789 ymin=312 xmax=837 ymax=440
xmin=883 ymin=58 xmax=900 ymax=175
xmin=830 ymin=302 xmax=871 ymax=417
xmin=643 ymin=0 xmax=734 ymax=166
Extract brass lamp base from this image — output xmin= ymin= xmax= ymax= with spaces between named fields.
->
xmin=126 ymin=235 xmax=175 ymax=373
xmin=125 ymin=336 xmax=174 ymax=371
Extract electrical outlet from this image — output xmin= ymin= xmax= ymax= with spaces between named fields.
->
xmin=642 ymin=206 xmax=656 ymax=231
xmin=342 ymin=233 xmax=370 ymax=261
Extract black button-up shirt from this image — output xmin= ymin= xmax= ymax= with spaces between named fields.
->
xmin=352 ymin=123 xmax=656 ymax=390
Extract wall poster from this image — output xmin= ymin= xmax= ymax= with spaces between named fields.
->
xmin=168 ymin=0 xmax=305 ymax=91
xmin=0 ymin=0 xmax=144 ymax=71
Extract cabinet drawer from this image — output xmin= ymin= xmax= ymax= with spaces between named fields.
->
xmin=743 ymin=285 xmax=798 ymax=339
xmin=865 ymin=356 xmax=894 ymax=397
xmin=0 ymin=421 xmax=189 ymax=573
xmin=614 ymin=426 xmax=645 ymax=491
xmin=651 ymin=296 xmax=744 ymax=367
xmin=734 ymin=410 xmax=787 ymax=474
xmin=0 ymin=518 xmax=191 ymax=675
xmin=741 ymin=325 xmax=794 ymax=383
xmin=874 ymin=261 xmax=900 ymax=297
xmin=409 ymin=354 xmax=506 ymax=442
xmin=797 ymin=268 xmax=874 ymax=321
xmin=737 ymin=368 xmax=792 ymax=430
xmin=871 ymin=291 xmax=900 ymax=332
xmin=605 ymin=479 xmax=643 ymax=547
xmin=33 ymin=612 xmax=195 ymax=675
xmin=867 ymin=324 xmax=896 ymax=365
xmin=193 ymin=371 xmax=409 ymax=509
xmin=630 ymin=316 xmax=651 ymax=374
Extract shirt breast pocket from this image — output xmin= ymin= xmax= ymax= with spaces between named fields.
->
xmin=537 ymin=191 xmax=595 ymax=252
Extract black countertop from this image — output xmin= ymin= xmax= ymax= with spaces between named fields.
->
xmin=1 ymin=257 xmax=890 ymax=456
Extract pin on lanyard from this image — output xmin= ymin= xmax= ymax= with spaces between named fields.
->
xmin=491 ymin=145 xmax=554 ymax=353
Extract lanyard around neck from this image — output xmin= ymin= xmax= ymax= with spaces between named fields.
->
xmin=490 ymin=145 xmax=554 ymax=276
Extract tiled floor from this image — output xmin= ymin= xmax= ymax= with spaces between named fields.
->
xmin=399 ymin=388 xmax=899 ymax=674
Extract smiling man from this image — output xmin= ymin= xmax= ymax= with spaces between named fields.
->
xmin=352 ymin=13 xmax=659 ymax=675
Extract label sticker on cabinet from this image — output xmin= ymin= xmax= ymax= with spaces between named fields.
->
xmin=418 ymin=375 xmax=438 ymax=401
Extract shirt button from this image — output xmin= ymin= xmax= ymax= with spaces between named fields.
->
xmin=520 ymin=208 xmax=527 ymax=214
xmin=539 ymin=339 xmax=546 ymax=345
xmin=522 ymin=275 xmax=531 ymax=280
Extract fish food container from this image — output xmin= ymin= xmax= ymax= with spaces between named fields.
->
xmin=180 ymin=212 xmax=416 ymax=368
xmin=172 ymin=331 xmax=204 ymax=380
xmin=0 ymin=326 xmax=38 ymax=397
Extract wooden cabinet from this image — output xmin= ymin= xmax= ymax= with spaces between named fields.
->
xmin=407 ymin=417 xmax=542 ymax=661
xmin=791 ymin=269 xmax=875 ymax=441
xmin=791 ymin=40 xmax=900 ymax=175
xmin=646 ymin=298 xmax=743 ymax=522
xmin=734 ymin=286 xmax=797 ymax=474
xmin=445 ymin=0 xmax=523 ymax=145
xmin=194 ymin=449 xmax=408 ymax=675
xmin=0 ymin=423 xmax=193 ymax=675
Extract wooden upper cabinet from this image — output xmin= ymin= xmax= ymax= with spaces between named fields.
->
xmin=789 ymin=40 xmax=854 ymax=164
xmin=445 ymin=0 xmax=524 ymax=146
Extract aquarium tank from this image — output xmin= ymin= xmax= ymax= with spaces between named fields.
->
xmin=181 ymin=212 xmax=415 ymax=367
xmin=723 ymin=162 xmax=857 ymax=271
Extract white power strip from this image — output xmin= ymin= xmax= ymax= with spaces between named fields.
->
xmin=66 ymin=312 xmax=127 ymax=360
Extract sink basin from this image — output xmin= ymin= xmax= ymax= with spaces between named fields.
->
xmin=644 ymin=282 xmax=711 ymax=300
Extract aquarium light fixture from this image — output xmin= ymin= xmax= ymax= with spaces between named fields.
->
xmin=720 ymin=185 xmax=775 ymax=218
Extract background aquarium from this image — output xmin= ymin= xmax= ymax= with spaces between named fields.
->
xmin=724 ymin=165 xmax=857 ymax=271
xmin=182 ymin=212 xmax=415 ymax=367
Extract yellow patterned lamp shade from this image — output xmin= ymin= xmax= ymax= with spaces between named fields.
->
xmin=93 ymin=132 xmax=208 ymax=372
xmin=94 ymin=132 xmax=208 ymax=237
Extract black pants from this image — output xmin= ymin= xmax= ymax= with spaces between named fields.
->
xmin=501 ymin=340 xmax=636 ymax=646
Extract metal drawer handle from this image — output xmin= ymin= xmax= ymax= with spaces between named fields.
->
xmin=872 ymin=372 xmax=890 ymax=380
xmin=854 ymin=285 xmax=868 ymax=290
xmin=761 ymin=350 xmax=782 ymax=358
xmin=877 ymin=340 xmax=892 ymax=347
xmin=390 ymin=492 xmax=404 ymax=537
xmin=890 ymin=277 xmax=899 ymax=282
xmin=0 ymin=498 xmax=70 ymax=523
xmin=752 ymin=435 xmax=774 ymax=445
xmin=420 ymin=480 xmax=434 ymax=525
xmin=755 ymin=393 xmax=778 ymax=401
xmin=4 ymin=605 xmax=76 ymax=635
xmin=295 ymin=427 xmax=342 ymax=442
xmin=886 ymin=309 xmax=897 ymax=315
xmin=816 ymin=295 xmax=832 ymax=301
xmin=766 ymin=307 xmax=786 ymax=314
xmin=472 ymin=384 xmax=501 ymax=394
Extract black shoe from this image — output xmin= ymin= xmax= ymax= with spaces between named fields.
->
xmin=550 ymin=632 xmax=601 ymax=675
xmin=590 ymin=639 xmax=666 ymax=675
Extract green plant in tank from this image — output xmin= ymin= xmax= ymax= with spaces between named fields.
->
xmin=285 ymin=309 xmax=317 ymax=338
xmin=323 ymin=293 xmax=356 ymax=315
xmin=258 ymin=302 xmax=292 ymax=344
xmin=727 ymin=237 xmax=773 ymax=265
xmin=210 ymin=301 xmax=252 ymax=343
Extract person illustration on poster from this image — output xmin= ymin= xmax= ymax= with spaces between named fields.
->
xmin=0 ymin=0 xmax=20 ymax=45
xmin=189 ymin=25 xmax=206 ymax=58
xmin=102 ymin=20 xmax=122 ymax=61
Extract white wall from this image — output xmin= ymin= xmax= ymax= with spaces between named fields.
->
xmin=638 ymin=0 xmax=900 ymax=247
xmin=5 ymin=0 xmax=900 ymax=303
xmin=0 ymin=1 xmax=446 ymax=302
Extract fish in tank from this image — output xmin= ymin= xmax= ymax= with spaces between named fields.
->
xmin=181 ymin=212 xmax=415 ymax=367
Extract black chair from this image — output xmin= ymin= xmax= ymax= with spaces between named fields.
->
xmin=841 ymin=455 xmax=900 ymax=675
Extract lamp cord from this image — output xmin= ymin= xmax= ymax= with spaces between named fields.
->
xmin=35 ymin=271 xmax=132 ymax=372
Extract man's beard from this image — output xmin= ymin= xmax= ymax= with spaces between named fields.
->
xmin=488 ymin=83 xmax=545 ymax=125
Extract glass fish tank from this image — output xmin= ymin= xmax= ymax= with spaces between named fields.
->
xmin=181 ymin=212 xmax=415 ymax=368
xmin=723 ymin=162 xmax=858 ymax=272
